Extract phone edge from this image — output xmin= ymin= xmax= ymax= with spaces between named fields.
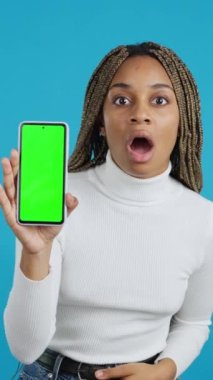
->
xmin=16 ymin=120 xmax=69 ymax=226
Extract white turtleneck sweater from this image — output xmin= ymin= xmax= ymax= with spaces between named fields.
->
xmin=4 ymin=151 xmax=213 ymax=378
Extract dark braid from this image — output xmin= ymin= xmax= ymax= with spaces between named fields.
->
xmin=68 ymin=42 xmax=203 ymax=192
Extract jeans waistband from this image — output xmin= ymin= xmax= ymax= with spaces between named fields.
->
xmin=37 ymin=348 xmax=159 ymax=380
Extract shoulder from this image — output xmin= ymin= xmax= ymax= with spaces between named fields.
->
xmin=171 ymin=179 xmax=213 ymax=233
xmin=177 ymin=185 xmax=213 ymax=263
xmin=178 ymin=181 xmax=213 ymax=211
xmin=180 ymin=184 xmax=213 ymax=235
xmin=68 ymin=169 xmax=90 ymax=181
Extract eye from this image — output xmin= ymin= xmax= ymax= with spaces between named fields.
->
xmin=152 ymin=96 xmax=168 ymax=105
xmin=113 ymin=96 xmax=131 ymax=106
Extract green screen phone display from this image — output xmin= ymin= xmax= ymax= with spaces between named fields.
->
xmin=18 ymin=122 xmax=67 ymax=224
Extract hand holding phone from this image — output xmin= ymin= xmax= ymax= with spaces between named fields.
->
xmin=0 ymin=122 xmax=78 ymax=257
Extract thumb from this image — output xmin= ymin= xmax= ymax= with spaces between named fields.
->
xmin=65 ymin=193 xmax=79 ymax=216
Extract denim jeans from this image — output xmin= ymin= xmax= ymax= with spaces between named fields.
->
xmin=18 ymin=360 xmax=79 ymax=380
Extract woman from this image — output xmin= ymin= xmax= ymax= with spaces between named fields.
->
xmin=1 ymin=42 xmax=213 ymax=380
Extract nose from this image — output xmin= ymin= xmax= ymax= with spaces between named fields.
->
xmin=129 ymin=102 xmax=151 ymax=125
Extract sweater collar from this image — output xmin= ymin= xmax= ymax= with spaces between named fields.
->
xmin=94 ymin=150 xmax=182 ymax=205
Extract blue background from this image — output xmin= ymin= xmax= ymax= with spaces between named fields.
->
xmin=0 ymin=1 xmax=213 ymax=378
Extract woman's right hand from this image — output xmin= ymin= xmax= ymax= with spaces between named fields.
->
xmin=0 ymin=149 xmax=78 ymax=255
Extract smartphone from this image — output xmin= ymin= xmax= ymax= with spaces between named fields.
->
xmin=17 ymin=121 xmax=69 ymax=225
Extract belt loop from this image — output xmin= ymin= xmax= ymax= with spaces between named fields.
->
xmin=77 ymin=362 xmax=88 ymax=380
xmin=51 ymin=353 xmax=65 ymax=380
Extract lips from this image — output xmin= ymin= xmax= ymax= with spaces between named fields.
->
xmin=127 ymin=131 xmax=154 ymax=163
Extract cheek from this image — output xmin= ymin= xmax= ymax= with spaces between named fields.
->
xmin=102 ymin=103 xmax=110 ymax=125
xmin=171 ymin=112 xmax=180 ymax=140
xmin=166 ymin=126 xmax=179 ymax=145
xmin=103 ymin=101 xmax=128 ymax=127
xmin=168 ymin=129 xmax=179 ymax=153
xmin=103 ymin=113 xmax=126 ymax=138
xmin=104 ymin=114 xmax=124 ymax=128
xmin=158 ymin=115 xmax=179 ymax=148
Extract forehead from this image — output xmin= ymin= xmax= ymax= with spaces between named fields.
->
xmin=110 ymin=55 xmax=172 ymax=86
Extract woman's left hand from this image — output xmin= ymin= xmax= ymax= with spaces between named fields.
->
xmin=95 ymin=358 xmax=177 ymax=380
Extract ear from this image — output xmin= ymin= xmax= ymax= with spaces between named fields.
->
xmin=100 ymin=126 xmax=106 ymax=136
xmin=96 ymin=110 xmax=106 ymax=137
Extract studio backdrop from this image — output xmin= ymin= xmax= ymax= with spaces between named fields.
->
xmin=0 ymin=1 xmax=213 ymax=379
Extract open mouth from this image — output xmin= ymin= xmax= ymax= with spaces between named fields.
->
xmin=127 ymin=134 xmax=154 ymax=163
xmin=130 ymin=137 xmax=153 ymax=154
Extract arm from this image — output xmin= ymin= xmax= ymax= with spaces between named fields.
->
xmin=99 ymin=231 xmax=213 ymax=380
xmin=3 ymin=236 xmax=63 ymax=364
xmin=0 ymin=151 xmax=78 ymax=364
xmin=155 ymin=234 xmax=213 ymax=378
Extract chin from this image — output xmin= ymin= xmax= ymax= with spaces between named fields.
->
xmin=124 ymin=162 xmax=167 ymax=179
xmin=122 ymin=163 xmax=152 ymax=179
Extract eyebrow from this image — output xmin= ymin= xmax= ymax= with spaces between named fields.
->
xmin=109 ymin=82 xmax=174 ymax=92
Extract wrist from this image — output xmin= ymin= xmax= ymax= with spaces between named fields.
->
xmin=20 ymin=243 xmax=52 ymax=280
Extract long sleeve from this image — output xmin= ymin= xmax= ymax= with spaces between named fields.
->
xmin=3 ymin=236 xmax=63 ymax=364
xmin=155 ymin=222 xmax=213 ymax=378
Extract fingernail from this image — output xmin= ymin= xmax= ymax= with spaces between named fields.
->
xmin=95 ymin=370 xmax=106 ymax=379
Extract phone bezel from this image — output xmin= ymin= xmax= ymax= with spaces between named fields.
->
xmin=17 ymin=121 xmax=69 ymax=226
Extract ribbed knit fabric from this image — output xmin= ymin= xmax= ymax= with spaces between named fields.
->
xmin=4 ymin=151 xmax=213 ymax=378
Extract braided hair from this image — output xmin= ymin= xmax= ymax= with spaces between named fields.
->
xmin=68 ymin=42 xmax=203 ymax=192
